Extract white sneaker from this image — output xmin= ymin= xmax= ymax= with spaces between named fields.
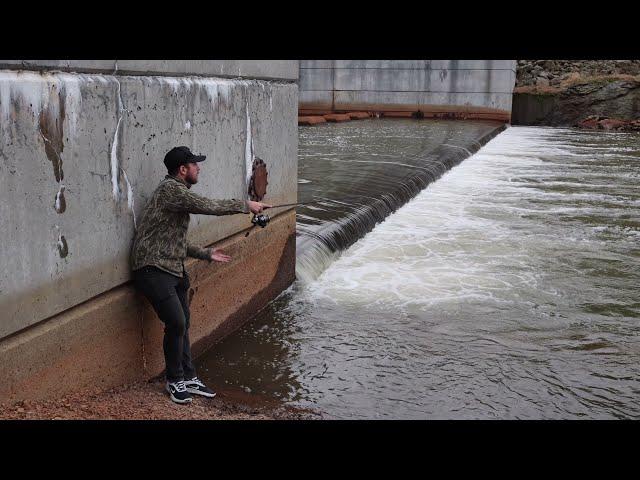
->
xmin=184 ymin=377 xmax=217 ymax=398
xmin=166 ymin=380 xmax=193 ymax=404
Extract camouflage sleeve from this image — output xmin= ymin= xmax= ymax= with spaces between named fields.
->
xmin=163 ymin=182 xmax=249 ymax=215
xmin=187 ymin=244 xmax=212 ymax=260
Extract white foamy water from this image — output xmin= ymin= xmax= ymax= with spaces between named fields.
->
xmin=199 ymin=124 xmax=640 ymax=420
xmin=308 ymin=128 xmax=553 ymax=311
xmin=308 ymin=127 xmax=639 ymax=321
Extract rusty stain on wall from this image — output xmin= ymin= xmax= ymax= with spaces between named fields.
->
xmin=38 ymin=86 xmax=66 ymax=183
xmin=248 ymin=157 xmax=268 ymax=201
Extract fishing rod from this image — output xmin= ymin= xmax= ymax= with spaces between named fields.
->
xmin=267 ymin=201 xmax=318 ymax=209
xmin=248 ymin=195 xmax=370 ymax=230
xmin=245 ymin=194 xmax=382 ymax=236
xmin=244 ymin=200 xmax=322 ymax=236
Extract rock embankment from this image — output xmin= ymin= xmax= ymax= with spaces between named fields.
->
xmin=516 ymin=60 xmax=640 ymax=88
xmin=577 ymin=115 xmax=640 ymax=131
xmin=512 ymin=60 xmax=640 ymax=128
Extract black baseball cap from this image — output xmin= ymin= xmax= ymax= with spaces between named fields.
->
xmin=164 ymin=146 xmax=206 ymax=171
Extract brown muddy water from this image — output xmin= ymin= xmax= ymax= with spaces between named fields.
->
xmin=196 ymin=120 xmax=640 ymax=419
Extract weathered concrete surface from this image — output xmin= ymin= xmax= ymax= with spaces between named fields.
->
xmin=0 ymin=60 xmax=299 ymax=81
xmin=334 ymin=60 xmax=516 ymax=69
xmin=0 ymin=60 xmax=298 ymax=403
xmin=0 ymin=283 xmax=143 ymax=402
xmin=0 ymin=70 xmax=297 ymax=340
xmin=299 ymin=60 xmax=517 ymax=121
xmin=0 ymin=210 xmax=296 ymax=403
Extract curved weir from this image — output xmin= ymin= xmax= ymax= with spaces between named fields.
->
xmin=196 ymin=124 xmax=640 ymax=419
xmin=295 ymin=119 xmax=506 ymax=283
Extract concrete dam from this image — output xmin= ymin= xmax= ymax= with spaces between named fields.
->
xmin=299 ymin=60 xmax=516 ymax=121
xmin=0 ymin=60 xmax=516 ymax=404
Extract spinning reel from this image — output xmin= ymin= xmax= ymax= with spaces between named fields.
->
xmin=251 ymin=213 xmax=271 ymax=228
xmin=244 ymin=156 xmax=313 ymax=236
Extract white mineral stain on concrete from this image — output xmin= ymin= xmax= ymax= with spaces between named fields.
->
xmin=110 ymin=115 xmax=122 ymax=199
xmin=0 ymin=71 xmax=83 ymax=139
xmin=244 ymin=100 xmax=254 ymax=190
xmin=121 ymin=168 xmax=137 ymax=229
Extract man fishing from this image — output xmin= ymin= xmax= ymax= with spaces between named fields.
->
xmin=131 ymin=146 xmax=271 ymax=404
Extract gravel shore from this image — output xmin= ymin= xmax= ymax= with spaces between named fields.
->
xmin=0 ymin=379 xmax=322 ymax=420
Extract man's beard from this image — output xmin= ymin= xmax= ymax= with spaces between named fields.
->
xmin=186 ymin=174 xmax=198 ymax=185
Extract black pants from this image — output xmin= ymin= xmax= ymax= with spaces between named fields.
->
xmin=133 ymin=266 xmax=196 ymax=383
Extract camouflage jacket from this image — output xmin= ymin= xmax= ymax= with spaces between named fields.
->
xmin=130 ymin=175 xmax=248 ymax=277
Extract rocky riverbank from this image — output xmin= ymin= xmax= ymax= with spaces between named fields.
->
xmin=512 ymin=60 xmax=640 ymax=128
xmin=516 ymin=60 xmax=640 ymax=88
xmin=0 ymin=379 xmax=322 ymax=420
xmin=576 ymin=115 xmax=640 ymax=131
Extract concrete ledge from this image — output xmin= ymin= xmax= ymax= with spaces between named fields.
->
xmin=299 ymin=109 xmax=510 ymax=122
xmin=0 ymin=60 xmax=299 ymax=81
xmin=300 ymin=113 xmax=375 ymax=125
xmin=0 ymin=210 xmax=296 ymax=403
xmin=298 ymin=116 xmax=326 ymax=126
xmin=299 ymin=109 xmax=333 ymax=116
xmin=347 ymin=112 xmax=371 ymax=119
xmin=300 ymin=102 xmax=511 ymax=122
xmin=381 ymin=111 xmax=414 ymax=118
xmin=324 ymin=114 xmax=351 ymax=122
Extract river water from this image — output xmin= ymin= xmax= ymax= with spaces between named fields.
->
xmin=197 ymin=121 xmax=640 ymax=419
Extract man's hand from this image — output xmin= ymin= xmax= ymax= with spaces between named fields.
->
xmin=246 ymin=200 xmax=273 ymax=214
xmin=209 ymin=248 xmax=231 ymax=263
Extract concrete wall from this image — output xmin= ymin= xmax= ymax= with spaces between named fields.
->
xmin=0 ymin=60 xmax=298 ymax=81
xmin=299 ymin=60 xmax=516 ymax=121
xmin=0 ymin=61 xmax=298 ymax=401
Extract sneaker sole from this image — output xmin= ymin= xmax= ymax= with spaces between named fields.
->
xmin=171 ymin=395 xmax=193 ymax=405
xmin=186 ymin=388 xmax=216 ymax=398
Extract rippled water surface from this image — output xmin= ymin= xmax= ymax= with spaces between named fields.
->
xmin=197 ymin=123 xmax=640 ymax=419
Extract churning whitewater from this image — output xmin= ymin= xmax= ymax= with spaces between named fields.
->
xmin=197 ymin=124 xmax=640 ymax=420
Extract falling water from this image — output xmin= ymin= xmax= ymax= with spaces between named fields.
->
xmin=295 ymin=119 xmax=504 ymax=283
xmin=196 ymin=122 xmax=640 ymax=419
